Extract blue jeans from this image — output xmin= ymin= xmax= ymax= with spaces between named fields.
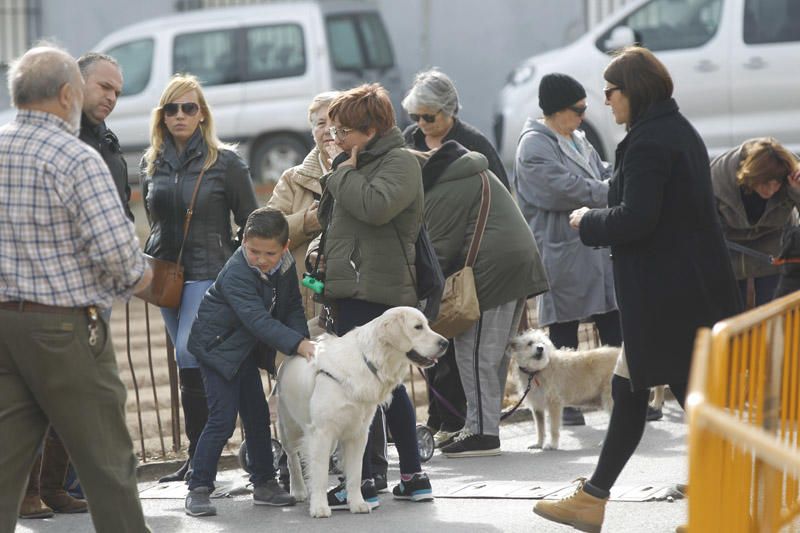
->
xmin=188 ymin=354 xmax=275 ymax=490
xmin=161 ymin=280 xmax=214 ymax=369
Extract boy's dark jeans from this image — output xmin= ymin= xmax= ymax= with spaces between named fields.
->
xmin=189 ymin=354 xmax=275 ymax=490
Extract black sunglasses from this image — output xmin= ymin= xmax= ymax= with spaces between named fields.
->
xmin=569 ymin=104 xmax=588 ymax=116
xmin=162 ymin=102 xmax=200 ymax=117
xmin=603 ymin=87 xmax=622 ymax=100
xmin=409 ymin=112 xmax=438 ymax=123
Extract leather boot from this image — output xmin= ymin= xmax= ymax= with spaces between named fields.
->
xmin=39 ymin=431 xmax=88 ymax=513
xmin=18 ymin=455 xmax=54 ymax=519
xmin=533 ymin=479 xmax=607 ymax=533
xmin=159 ymin=369 xmax=207 ymax=483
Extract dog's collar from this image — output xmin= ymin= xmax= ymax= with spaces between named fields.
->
xmin=317 ymin=368 xmax=343 ymax=384
xmin=362 ymin=353 xmax=380 ymax=380
xmin=519 ymin=367 xmax=541 ymax=387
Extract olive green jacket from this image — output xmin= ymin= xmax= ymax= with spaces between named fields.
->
xmin=424 ymin=150 xmax=549 ymax=311
xmin=318 ymin=127 xmax=423 ymax=307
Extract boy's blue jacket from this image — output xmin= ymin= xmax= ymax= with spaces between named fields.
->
xmin=187 ymin=247 xmax=309 ymax=380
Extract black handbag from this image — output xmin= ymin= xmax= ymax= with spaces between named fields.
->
xmin=394 ymin=222 xmax=445 ymax=321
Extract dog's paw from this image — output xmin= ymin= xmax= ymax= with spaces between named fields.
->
xmin=291 ymin=488 xmax=308 ymax=502
xmin=309 ymin=503 xmax=332 ymax=518
xmin=349 ymin=500 xmax=371 ymax=514
xmin=527 ymin=442 xmax=543 ymax=450
xmin=543 ymin=442 xmax=559 ymax=450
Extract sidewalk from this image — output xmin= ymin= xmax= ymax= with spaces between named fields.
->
xmin=15 ymin=403 xmax=688 ymax=533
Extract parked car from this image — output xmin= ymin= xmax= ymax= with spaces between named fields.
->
xmin=495 ymin=0 xmax=800 ymax=165
xmin=90 ymin=1 xmax=403 ymax=184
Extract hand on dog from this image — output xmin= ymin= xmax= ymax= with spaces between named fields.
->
xmin=569 ymin=206 xmax=590 ymax=229
xmin=296 ymin=339 xmax=316 ymax=360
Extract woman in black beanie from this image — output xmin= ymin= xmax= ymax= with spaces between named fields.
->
xmin=514 ymin=73 xmax=622 ymax=427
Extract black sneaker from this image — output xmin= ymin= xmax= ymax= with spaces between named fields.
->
xmin=392 ymin=473 xmax=434 ymax=502
xmin=646 ymin=406 xmax=664 ymax=421
xmin=326 ymin=478 xmax=380 ymax=510
xmin=373 ymin=473 xmax=388 ymax=493
xmin=561 ymin=406 xmax=586 ymax=426
xmin=441 ymin=432 xmax=501 ymax=457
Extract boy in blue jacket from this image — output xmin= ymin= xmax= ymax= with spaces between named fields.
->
xmin=184 ymin=207 xmax=315 ymax=517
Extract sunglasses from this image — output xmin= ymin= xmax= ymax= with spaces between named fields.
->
xmin=603 ymin=87 xmax=622 ymax=100
xmin=162 ymin=102 xmax=200 ymax=117
xmin=328 ymin=126 xmax=354 ymax=139
xmin=569 ymin=104 xmax=588 ymax=116
xmin=409 ymin=112 xmax=438 ymax=123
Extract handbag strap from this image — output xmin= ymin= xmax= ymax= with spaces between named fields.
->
xmin=175 ymin=168 xmax=207 ymax=267
xmin=465 ymin=171 xmax=491 ymax=268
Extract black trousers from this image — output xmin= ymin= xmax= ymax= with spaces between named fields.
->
xmin=547 ymin=310 xmax=622 ymax=350
xmin=424 ymin=341 xmax=466 ymax=433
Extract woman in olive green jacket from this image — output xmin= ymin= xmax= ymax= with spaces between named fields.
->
xmin=315 ymin=84 xmax=432 ymax=504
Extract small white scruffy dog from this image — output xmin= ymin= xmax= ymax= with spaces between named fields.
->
xmin=506 ymin=329 xmax=619 ymax=450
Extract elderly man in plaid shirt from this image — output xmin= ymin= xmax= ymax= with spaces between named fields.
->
xmin=0 ymin=45 xmax=153 ymax=532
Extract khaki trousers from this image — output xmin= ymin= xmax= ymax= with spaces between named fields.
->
xmin=0 ymin=308 xmax=148 ymax=533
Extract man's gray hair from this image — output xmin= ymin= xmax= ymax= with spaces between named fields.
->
xmin=7 ymin=42 xmax=80 ymax=107
xmin=401 ymin=68 xmax=460 ymax=117
xmin=77 ymin=52 xmax=120 ymax=78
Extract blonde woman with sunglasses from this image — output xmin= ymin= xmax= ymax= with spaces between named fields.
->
xmin=141 ymin=74 xmax=258 ymax=483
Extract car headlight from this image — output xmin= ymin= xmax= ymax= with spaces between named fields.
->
xmin=507 ymin=65 xmax=535 ymax=86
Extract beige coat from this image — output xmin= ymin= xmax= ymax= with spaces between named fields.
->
xmin=267 ymin=147 xmax=325 ymax=319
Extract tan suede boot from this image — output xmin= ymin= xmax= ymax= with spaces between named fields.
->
xmin=533 ymin=479 xmax=607 ymax=533
xmin=676 ymin=526 xmax=688 ymax=533
xmin=18 ymin=455 xmax=54 ymax=519
xmin=39 ymin=432 xmax=88 ymax=514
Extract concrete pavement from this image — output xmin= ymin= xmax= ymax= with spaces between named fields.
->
xmin=15 ymin=403 xmax=689 ymax=533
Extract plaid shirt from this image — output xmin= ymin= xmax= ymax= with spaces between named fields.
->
xmin=0 ymin=110 xmax=145 ymax=308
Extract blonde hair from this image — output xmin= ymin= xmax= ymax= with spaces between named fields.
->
xmin=143 ymin=74 xmax=233 ymax=176
xmin=737 ymin=137 xmax=799 ymax=190
xmin=307 ymin=91 xmax=340 ymax=125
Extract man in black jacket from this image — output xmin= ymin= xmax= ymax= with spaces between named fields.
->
xmin=77 ymin=53 xmax=133 ymax=220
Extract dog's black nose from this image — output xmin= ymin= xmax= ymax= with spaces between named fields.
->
xmin=438 ymin=338 xmax=449 ymax=350
xmin=534 ymin=345 xmax=544 ymax=359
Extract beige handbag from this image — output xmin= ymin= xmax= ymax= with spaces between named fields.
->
xmin=431 ymin=171 xmax=491 ymax=338
xmin=138 ymin=169 xmax=206 ymax=309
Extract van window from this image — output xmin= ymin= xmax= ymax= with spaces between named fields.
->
xmin=174 ymin=29 xmax=239 ymax=86
xmin=105 ymin=38 xmax=154 ymax=97
xmin=326 ymin=13 xmax=395 ymax=71
xmin=744 ymin=0 xmax=800 ymax=44
xmin=597 ymin=0 xmax=722 ymax=52
xmin=244 ymin=24 xmax=306 ymax=81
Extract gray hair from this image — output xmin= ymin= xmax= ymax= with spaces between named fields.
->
xmin=7 ymin=42 xmax=80 ymax=107
xmin=401 ymin=68 xmax=460 ymax=117
xmin=307 ymin=90 xmax=341 ymax=125
xmin=77 ymin=52 xmax=120 ymax=78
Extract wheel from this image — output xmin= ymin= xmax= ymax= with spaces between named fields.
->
xmin=250 ymin=134 xmax=309 ymax=185
xmin=238 ymin=438 xmax=284 ymax=474
xmin=416 ymin=424 xmax=435 ymax=462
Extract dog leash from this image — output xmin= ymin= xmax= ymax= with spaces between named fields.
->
xmin=726 ymin=240 xmax=800 ymax=266
xmin=416 ymin=368 xmax=535 ymax=422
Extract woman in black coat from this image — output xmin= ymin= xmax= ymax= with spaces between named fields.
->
xmin=534 ymin=47 xmax=741 ymax=533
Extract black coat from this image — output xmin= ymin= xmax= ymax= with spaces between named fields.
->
xmin=142 ymin=130 xmax=259 ymax=280
xmin=187 ymin=248 xmax=309 ymax=380
xmin=404 ymin=117 xmax=510 ymax=190
xmin=579 ymin=99 xmax=741 ymax=390
xmin=79 ymin=114 xmax=133 ymax=221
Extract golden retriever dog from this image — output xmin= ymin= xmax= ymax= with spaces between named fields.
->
xmin=506 ymin=329 xmax=619 ymax=450
xmin=276 ymin=306 xmax=448 ymax=518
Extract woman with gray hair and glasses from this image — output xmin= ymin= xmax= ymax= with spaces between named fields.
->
xmin=402 ymin=68 xmax=509 ymax=189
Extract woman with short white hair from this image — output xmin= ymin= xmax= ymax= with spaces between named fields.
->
xmin=402 ymin=68 xmax=509 ymax=189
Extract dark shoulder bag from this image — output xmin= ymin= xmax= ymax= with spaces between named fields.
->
xmin=393 ymin=222 xmax=446 ymax=322
xmin=138 ymin=169 xmax=206 ymax=308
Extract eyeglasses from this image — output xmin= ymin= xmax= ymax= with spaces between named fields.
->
xmin=328 ymin=126 xmax=354 ymax=139
xmin=603 ymin=87 xmax=622 ymax=100
xmin=409 ymin=112 xmax=438 ymax=123
xmin=162 ymin=102 xmax=200 ymax=117
xmin=568 ymin=104 xmax=588 ymax=116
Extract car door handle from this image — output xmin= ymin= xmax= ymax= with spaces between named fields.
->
xmin=694 ymin=59 xmax=718 ymax=72
xmin=742 ymin=56 xmax=766 ymax=70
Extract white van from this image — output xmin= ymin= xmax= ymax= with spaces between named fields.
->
xmin=90 ymin=1 xmax=403 ymax=183
xmin=495 ymin=0 xmax=800 ymax=164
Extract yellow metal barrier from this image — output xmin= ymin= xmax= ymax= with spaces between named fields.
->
xmin=687 ymin=291 xmax=800 ymax=532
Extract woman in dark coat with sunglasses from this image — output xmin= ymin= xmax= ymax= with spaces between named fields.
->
xmin=514 ymin=74 xmax=622 ymax=427
xmin=401 ymin=68 xmax=509 ymax=190
xmin=141 ymin=74 xmax=258 ymax=483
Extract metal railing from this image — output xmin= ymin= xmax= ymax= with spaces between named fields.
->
xmin=687 ymin=291 xmax=800 ymax=532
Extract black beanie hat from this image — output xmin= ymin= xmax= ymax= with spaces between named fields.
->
xmin=538 ymin=73 xmax=587 ymax=116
